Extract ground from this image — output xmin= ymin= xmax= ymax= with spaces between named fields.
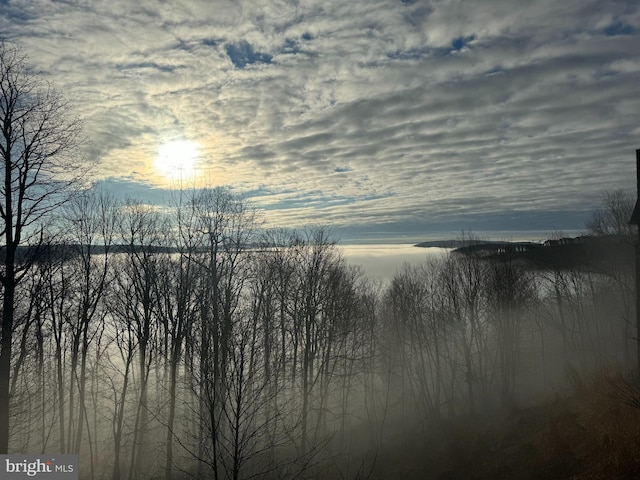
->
xmin=339 ymin=370 xmax=640 ymax=480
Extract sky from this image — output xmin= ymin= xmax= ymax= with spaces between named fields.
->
xmin=1 ymin=0 xmax=639 ymax=243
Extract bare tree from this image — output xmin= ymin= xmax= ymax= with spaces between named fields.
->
xmin=187 ymin=187 xmax=261 ymax=479
xmin=113 ymin=200 xmax=167 ymax=480
xmin=289 ymin=227 xmax=341 ymax=453
xmin=485 ymin=250 xmax=536 ymax=408
xmin=383 ymin=259 xmax=452 ymax=424
xmin=586 ymin=189 xmax=635 ymax=240
xmin=160 ymin=191 xmax=201 ymax=480
xmin=7 ymin=256 xmax=51 ymax=452
xmin=440 ymin=247 xmax=489 ymax=415
xmin=104 ymin=302 xmax=136 ymax=480
xmin=0 ymin=42 xmax=84 ymax=453
xmin=59 ymin=190 xmax=116 ymax=458
xmin=586 ymin=190 xmax=635 ymax=365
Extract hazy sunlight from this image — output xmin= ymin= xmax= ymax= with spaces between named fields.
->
xmin=154 ymin=140 xmax=200 ymax=180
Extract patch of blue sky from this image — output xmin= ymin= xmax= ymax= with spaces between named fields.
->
xmin=0 ymin=4 xmax=34 ymax=22
xmin=451 ymin=34 xmax=476 ymax=52
xmin=243 ymin=186 xmax=278 ymax=197
xmin=94 ymin=178 xmax=171 ymax=205
xmin=389 ymin=35 xmax=476 ymax=61
xmin=281 ymin=38 xmax=301 ymax=55
xmin=225 ymin=41 xmax=273 ymax=69
xmin=243 ymin=186 xmax=296 ymax=200
xmin=243 ymin=189 xmax=301 ymax=211
xmin=387 ymin=46 xmax=443 ymax=60
xmin=603 ymin=22 xmax=636 ymax=37
xmin=202 ymin=38 xmax=219 ymax=47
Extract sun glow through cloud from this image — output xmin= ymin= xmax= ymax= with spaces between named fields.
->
xmin=154 ymin=140 xmax=200 ymax=181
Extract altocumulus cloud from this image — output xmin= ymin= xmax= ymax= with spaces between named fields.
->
xmin=1 ymin=0 xmax=639 ymax=241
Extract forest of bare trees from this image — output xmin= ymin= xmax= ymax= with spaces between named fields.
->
xmin=1 ymin=41 xmax=638 ymax=479
xmin=1 ymin=185 xmax=634 ymax=480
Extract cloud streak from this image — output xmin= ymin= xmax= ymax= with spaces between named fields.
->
xmin=1 ymin=0 xmax=638 ymax=241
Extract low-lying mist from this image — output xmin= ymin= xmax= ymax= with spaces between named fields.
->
xmin=6 ymin=188 xmax=637 ymax=480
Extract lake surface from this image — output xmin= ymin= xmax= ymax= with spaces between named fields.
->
xmin=338 ymin=244 xmax=450 ymax=282
xmin=337 ymin=228 xmax=580 ymax=282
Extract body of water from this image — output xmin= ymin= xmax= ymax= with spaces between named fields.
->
xmin=338 ymin=244 xmax=449 ymax=282
xmin=337 ymin=228 xmax=582 ymax=282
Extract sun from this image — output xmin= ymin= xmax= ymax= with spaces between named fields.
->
xmin=154 ymin=140 xmax=200 ymax=180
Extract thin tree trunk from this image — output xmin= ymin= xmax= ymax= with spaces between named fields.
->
xmin=0 ymin=274 xmax=15 ymax=453
xmin=165 ymin=355 xmax=179 ymax=480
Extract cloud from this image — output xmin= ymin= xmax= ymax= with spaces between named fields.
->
xmin=1 ymin=0 xmax=639 ymax=240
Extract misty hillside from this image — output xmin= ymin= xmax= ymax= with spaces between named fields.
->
xmin=0 ymin=188 xmax=635 ymax=480
xmin=364 ymin=371 xmax=640 ymax=480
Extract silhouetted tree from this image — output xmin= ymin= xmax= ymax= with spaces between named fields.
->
xmin=113 ymin=199 xmax=167 ymax=480
xmin=60 ymin=190 xmax=116 ymax=457
xmin=160 ymin=191 xmax=202 ymax=480
xmin=586 ymin=189 xmax=635 ymax=239
xmin=0 ymin=42 xmax=84 ymax=453
xmin=586 ymin=190 xmax=635 ymax=365
xmin=485 ymin=251 xmax=536 ymax=408
xmin=187 ymin=187 xmax=264 ymax=479
xmin=441 ymin=250 xmax=488 ymax=415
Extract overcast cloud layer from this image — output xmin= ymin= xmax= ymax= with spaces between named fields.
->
xmin=1 ymin=0 xmax=639 ymax=242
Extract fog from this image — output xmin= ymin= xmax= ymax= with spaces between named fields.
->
xmin=2 ymin=189 xmax=636 ymax=480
